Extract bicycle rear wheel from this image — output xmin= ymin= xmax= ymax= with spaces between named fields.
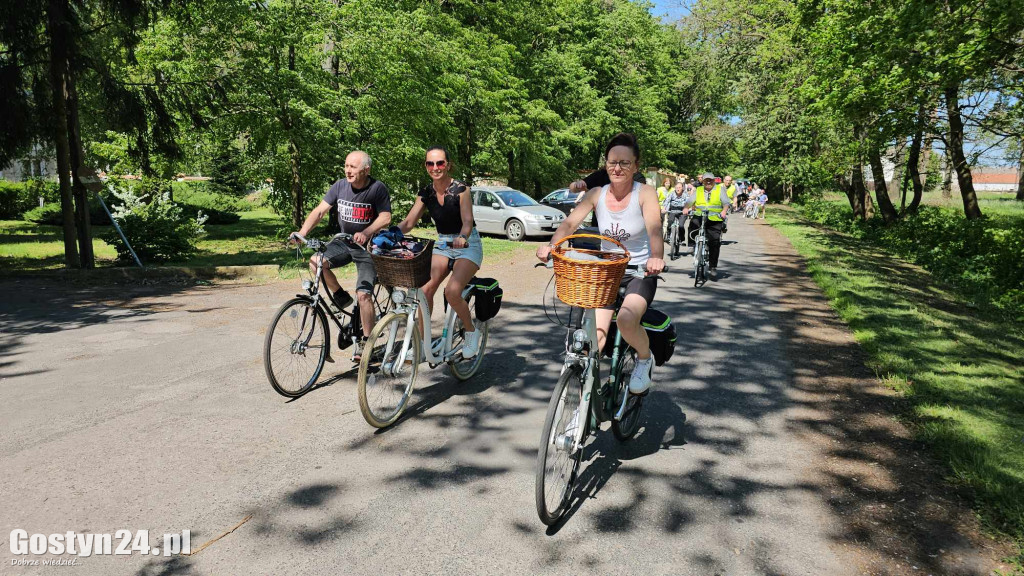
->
xmin=447 ymin=292 xmax=489 ymax=381
xmin=611 ymin=349 xmax=644 ymax=441
xmin=357 ymin=311 xmax=420 ymax=428
xmin=536 ymin=364 xmax=586 ymax=525
xmin=264 ymin=298 xmax=329 ymax=398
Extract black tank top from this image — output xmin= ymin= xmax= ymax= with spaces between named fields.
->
xmin=419 ymin=180 xmax=467 ymax=235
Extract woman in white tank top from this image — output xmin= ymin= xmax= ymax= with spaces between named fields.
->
xmin=536 ymin=133 xmax=665 ymax=395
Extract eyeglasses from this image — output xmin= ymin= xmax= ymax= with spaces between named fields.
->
xmin=425 ymin=160 xmax=447 ymax=168
xmin=606 ymin=160 xmax=634 ymax=170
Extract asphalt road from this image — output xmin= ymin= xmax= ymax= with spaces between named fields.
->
xmin=0 ymin=217 xmax=994 ymax=575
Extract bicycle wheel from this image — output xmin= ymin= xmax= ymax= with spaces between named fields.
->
xmin=670 ymin=225 xmax=679 ymax=261
xmin=447 ymin=292 xmax=489 ymax=381
xmin=611 ymin=349 xmax=644 ymax=441
xmin=264 ymin=298 xmax=329 ymax=398
xmin=536 ymin=364 xmax=586 ymax=525
xmin=357 ymin=311 xmax=421 ymax=428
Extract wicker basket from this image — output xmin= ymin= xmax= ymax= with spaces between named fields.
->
xmin=370 ymin=236 xmax=434 ymax=288
xmin=551 ymin=234 xmax=630 ymax=308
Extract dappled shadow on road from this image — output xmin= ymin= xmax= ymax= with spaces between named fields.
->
xmin=0 ymin=277 xmax=212 ymax=380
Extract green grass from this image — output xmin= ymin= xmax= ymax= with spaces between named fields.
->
xmin=1 ymin=208 xmax=536 ymax=276
xmin=822 ymin=189 xmax=1024 ymax=218
xmin=767 ymin=207 xmax=1024 ymax=563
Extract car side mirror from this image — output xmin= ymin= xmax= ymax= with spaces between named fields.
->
xmin=491 ymin=203 xmax=501 ymax=209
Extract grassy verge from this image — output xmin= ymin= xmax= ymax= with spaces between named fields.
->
xmin=1 ymin=208 xmax=537 ymax=277
xmin=767 ymin=207 xmax=1024 ymax=565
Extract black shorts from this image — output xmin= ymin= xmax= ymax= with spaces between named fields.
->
xmin=603 ymin=268 xmax=657 ymax=310
xmin=322 ymin=238 xmax=376 ymax=293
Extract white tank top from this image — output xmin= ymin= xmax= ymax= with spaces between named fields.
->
xmin=594 ymin=182 xmax=649 ymax=266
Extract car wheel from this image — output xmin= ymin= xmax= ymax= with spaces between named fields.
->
xmin=505 ymin=219 xmax=525 ymax=241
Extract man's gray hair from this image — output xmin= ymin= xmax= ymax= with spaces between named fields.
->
xmin=352 ymin=150 xmax=372 ymax=169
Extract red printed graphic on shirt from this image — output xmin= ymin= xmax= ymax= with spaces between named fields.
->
xmin=337 ymin=199 xmax=375 ymax=225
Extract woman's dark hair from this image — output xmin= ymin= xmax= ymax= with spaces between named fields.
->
xmin=425 ymin=146 xmax=450 ymax=161
xmin=604 ymin=132 xmax=641 ymax=161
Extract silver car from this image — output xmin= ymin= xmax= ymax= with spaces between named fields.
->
xmin=471 ymin=185 xmax=566 ymax=241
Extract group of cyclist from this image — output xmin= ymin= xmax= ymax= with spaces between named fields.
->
xmin=288 ymin=132 xmax=761 ymax=397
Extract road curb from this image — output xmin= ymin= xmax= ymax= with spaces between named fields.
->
xmin=0 ymin=264 xmax=283 ymax=285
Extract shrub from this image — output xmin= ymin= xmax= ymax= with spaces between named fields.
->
xmin=101 ymin=186 xmax=206 ymax=264
xmin=0 ymin=180 xmax=60 ymax=219
xmin=23 ymin=196 xmax=114 ymax=225
xmin=796 ymin=200 xmax=1024 ymax=320
xmin=173 ymin=182 xmax=252 ymax=212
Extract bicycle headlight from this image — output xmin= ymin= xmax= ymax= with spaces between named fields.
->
xmin=571 ymin=329 xmax=587 ymax=352
xmin=301 ymin=280 xmax=313 ymax=292
xmin=391 ymin=289 xmax=406 ymax=304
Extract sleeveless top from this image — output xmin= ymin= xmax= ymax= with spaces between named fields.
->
xmin=418 ymin=180 xmax=468 ymax=235
xmin=594 ymin=182 xmax=649 ymax=266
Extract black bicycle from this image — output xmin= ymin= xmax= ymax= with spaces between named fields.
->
xmin=664 ymin=209 xmax=686 ymax=261
xmin=263 ymin=233 xmax=390 ymax=398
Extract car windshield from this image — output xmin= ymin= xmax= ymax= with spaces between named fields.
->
xmin=495 ymin=190 xmax=539 ymax=207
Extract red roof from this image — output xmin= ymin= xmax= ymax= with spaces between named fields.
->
xmin=972 ymin=171 xmax=1018 ymax=185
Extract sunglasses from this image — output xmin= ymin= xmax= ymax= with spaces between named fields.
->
xmin=425 ymin=160 xmax=448 ymax=168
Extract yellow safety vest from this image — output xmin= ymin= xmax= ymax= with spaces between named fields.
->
xmin=724 ymin=185 xmax=736 ymax=200
xmin=693 ymin=185 xmax=725 ymax=221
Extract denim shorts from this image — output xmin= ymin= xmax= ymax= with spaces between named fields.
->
xmin=434 ymin=228 xmax=483 ymax=268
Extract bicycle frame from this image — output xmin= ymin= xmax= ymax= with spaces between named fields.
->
xmin=381 ymin=284 xmax=474 ymax=375
xmin=553 ymin=304 xmax=633 ymax=454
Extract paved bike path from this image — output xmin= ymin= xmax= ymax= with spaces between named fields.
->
xmin=0 ymin=218 xmax=995 ymax=574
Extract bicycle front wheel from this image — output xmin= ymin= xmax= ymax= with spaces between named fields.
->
xmin=447 ymin=292 xmax=489 ymax=381
xmin=264 ymin=298 xmax=329 ymax=398
xmin=670 ymin=225 xmax=679 ymax=260
xmin=536 ymin=364 xmax=585 ymax=525
xmin=611 ymin=349 xmax=644 ymax=441
xmin=357 ymin=311 xmax=420 ymax=428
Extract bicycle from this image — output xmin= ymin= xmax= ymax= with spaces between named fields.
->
xmin=689 ymin=211 xmax=710 ymax=286
xmin=355 ymin=264 xmax=492 ymax=428
xmin=534 ymin=245 xmax=665 ymax=526
xmin=263 ymin=232 xmax=389 ymax=398
xmin=743 ymin=201 xmax=757 ymax=219
xmin=664 ymin=209 xmax=685 ymax=261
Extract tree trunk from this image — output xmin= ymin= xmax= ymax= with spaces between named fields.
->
xmin=288 ymin=138 xmax=303 ymax=229
xmin=907 ymin=125 xmax=924 ymax=213
xmin=47 ymin=0 xmax=79 ymax=269
xmin=507 ymin=151 xmax=516 ymax=191
xmin=850 ymin=165 xmax=868 ymax=220
xmin=783 ymin=182 xmax=793 ymax=203
xmin=942 ymin=152 xmax=953 ymax=200
xmin=868 ymin=149 xmax=898 ymax=223
xmin=944 ymin=82 xmax=982 ymax=219
xmin=66 ymin=65 xmax=94 ymax=268
xmin=1016 ymin=138 xmax=1024 ymax=201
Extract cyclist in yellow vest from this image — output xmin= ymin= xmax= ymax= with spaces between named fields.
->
xmin=721 ymin=175 xmax=737 ymax=231
xmin=656 ymin=176 xmax=672 ymax=204
xmin=684 ymin=172 xmax=729 ymax=278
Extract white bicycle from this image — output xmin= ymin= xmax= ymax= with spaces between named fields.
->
xmin=355 ymin=280 xmax=491 ymax=428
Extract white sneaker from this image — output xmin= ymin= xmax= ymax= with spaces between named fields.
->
xmin=629 ymin=357 xmax=654 ymax=394
xmin=462 ymin=327 xmax=482 ymax=358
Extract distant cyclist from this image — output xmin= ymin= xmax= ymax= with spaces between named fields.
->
xmin=661 ymin=180 xmax=691 ymax=239
xmin=539 ymin=133 xmax=665 ymax=394
xmin=396 ymin=146 xmax=484 ymax=358
xmin=290 ymin=150 xmax=392 ymax=360
xmin=684 ymin=172 xmax=729 ymax=279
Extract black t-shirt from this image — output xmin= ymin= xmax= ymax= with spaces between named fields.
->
xmin=322 ymin=178 xmax=392 ymax=235
xmin=582 ymin=169 xmax=646 ymax=189
xmin=418 ymin=180 xmax=467 ymax=235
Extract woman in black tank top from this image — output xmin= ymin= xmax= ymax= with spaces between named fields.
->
xmin=397 ymin=146 xmax=484 ymax=357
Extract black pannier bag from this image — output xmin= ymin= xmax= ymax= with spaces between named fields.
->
xmin=602 ymin=307 xmax=677 ymax=366
xmin=471 ymin=277 xmax=503 ymax=321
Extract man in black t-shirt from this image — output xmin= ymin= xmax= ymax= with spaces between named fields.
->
xmin=291 ymin=150 xmax=392 ymax=359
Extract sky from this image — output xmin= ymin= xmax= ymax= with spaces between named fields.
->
xmin=648 ymin=0 xmax=692 ymax=23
